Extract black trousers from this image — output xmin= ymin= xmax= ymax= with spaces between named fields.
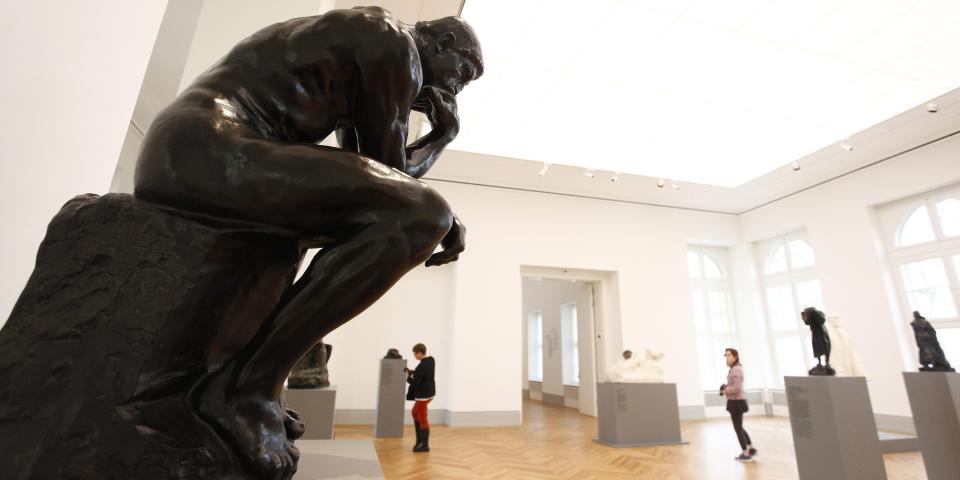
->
xmin=727 ymin=400 xmax=752 ymax=450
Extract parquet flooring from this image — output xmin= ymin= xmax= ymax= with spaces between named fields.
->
xmin=333 ymin=399 xmax=926 ymax=479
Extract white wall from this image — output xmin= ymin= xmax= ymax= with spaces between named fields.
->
xmin=431 ymin=176 xmax=741 ymax=420
xmin=737 ymin=132 xmax=960 ymax=418
xmin=521 ymin=278 xmax=590 ymax=397
xmin=323 ymin=265 xmax=453 ymax=413
xmin=0 ymin=0 xmax=169 ymax=321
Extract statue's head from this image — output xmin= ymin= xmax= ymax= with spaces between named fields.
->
xmin=801 ymin=307 xmax=824 ymax=324
xmin=622 ymin=350 xmax=632 ymax=360
xmin=645 ymin=350 xmax=664 ymax=361
xmin=415 ymin=16 xmax=483 ymax=95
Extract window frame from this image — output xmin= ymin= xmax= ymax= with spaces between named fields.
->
xmin=882 ymin=187 xmax=960 ymax=330
xmin=688 ymin=245 xmax=740 ymax=391
xmin=528 ymin=311 xmax=544 ymax=382
xmin=561 ymin=302 xmax=580 ymax=386
xmin=756 ymin=231 xmax=823 ymax=386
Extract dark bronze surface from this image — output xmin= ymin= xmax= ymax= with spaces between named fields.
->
xmin=0 ymin=7 xmax=481 ymax=479
xmin=911 ymin=311 xmax=955 ymax=372
xmin=802 ymin=307 xmax=835 ymax=376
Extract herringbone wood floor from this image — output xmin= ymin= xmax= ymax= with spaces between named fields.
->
xmin=334 ymin=399 xmax=926 ymax=479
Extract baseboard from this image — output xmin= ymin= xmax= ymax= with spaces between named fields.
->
xmin=875 ymin=414 xmax=916 ymax=435
xmin=542 ymin=392 xmax=565 ymax=406
xmin=447 ymin=410 xmax=523 ymax=427
xmin=334 ymin=408 xmax=448 ymax=426
xmin=679 ymin=405 xmax=706 ymax=420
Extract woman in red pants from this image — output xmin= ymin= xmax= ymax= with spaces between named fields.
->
xmin=405 ymin=343 xmax=435 ymax=452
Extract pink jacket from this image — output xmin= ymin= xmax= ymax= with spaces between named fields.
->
xmin=725 ymin=364 xmax=746 ymax=400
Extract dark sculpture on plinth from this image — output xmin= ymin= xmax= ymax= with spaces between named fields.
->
xmin=0 ymin=7 xmax=481 ymax=480
xmin=288 ymin=341 xmax=333 ymax=389
xmin=384 ymin=348 xmax=403 ymax=359
xmin=802 ymin=307 xmax=835 ymax=376
xmin=911 ymin=311 xmax=955 ymax=372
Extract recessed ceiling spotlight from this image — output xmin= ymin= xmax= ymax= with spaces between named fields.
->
xmin=791 ymin=162 xmax=801 ymax=171
xmin=584 ymin=169 xmax=595 ymax=178
xmin=610 ymin=172 xmax=620 ymax=182
xmin=839 ymin=140 xmax=853 ymax=152
xmin=926 ymin=102 xmax=939 ymax=113
xmin=538 ymin=162 xmax=551 ymax=176
xmin=657 ymin=178 xmax=665 ymax=188
xmin=671 ymin=181 xmax=679 ymax=190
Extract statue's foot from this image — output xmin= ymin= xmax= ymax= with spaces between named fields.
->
xmin=197 ymin=374 xmax=299 ymax=480
xmin=283 ymin=407 xmax=305 ymax=440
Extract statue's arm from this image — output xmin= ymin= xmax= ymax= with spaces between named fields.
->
xmin=336 ymin=127 xmax=360 ymax=154
xmin=404 ymin=87 xmax=460 ymax=179
xmin=353 ymin=52 xmax=417 ymax=173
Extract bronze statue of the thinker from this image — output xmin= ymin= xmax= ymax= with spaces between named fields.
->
xmin=0 ymin=7 xmax=481 ymax=480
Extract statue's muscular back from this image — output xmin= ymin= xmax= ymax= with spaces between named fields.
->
xmin=135 ymin=7 xmax=422 ymax=225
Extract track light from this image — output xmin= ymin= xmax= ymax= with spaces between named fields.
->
xmin=671 ymin=181 xmax=679 ymax=190
xmin=791 ymin=162 xmax=800 ymax=171
xmin=839 ymin=140 xmax=853 ymax=152
xmin=610 ymin=172 xmax=620 ymax=182
xmin=584 ymin=169 xmax=595 ymax=178
xmin=657 ymin=178 xmax=665 ymax=188
xmin=538 ymin=162 xmax=551 ymax=176
xmin=926 ymin=102 xmax=939 ymax=113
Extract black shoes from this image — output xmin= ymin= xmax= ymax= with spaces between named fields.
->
xmin=748 ymin=447 xmax=758 ymax=456
xmin=413 ymin=428 xmax=430 ymax=452
xmin=735 ymin=454 xmax=752 ymax=461
xmin=413 ymin=421 xmax=422 ymax=452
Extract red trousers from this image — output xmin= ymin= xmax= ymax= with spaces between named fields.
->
xmin=412 ymin=399 xmax=431 ymax=429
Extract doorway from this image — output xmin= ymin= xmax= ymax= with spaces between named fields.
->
xmin=520 ymin=266 xmax=621 ymax=418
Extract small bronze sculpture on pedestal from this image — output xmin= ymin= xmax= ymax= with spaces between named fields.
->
xmin=384 ymin=348 xmax=403 ymax=359
xmin=911 ymin=311 xmax=955 ymax=372
xmin=802 ymin=307 xmax=835 ymax=376
xmin=288 ymin=341 xmax=333 ymax=388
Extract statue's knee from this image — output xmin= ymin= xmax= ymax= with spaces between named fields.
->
xmin=403 ymin=186 xmax=452 ymax=252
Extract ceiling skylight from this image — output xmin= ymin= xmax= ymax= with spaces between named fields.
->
xmin=451 ymin=0 xmax=960 ymax=187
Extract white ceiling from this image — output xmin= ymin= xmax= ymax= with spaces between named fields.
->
xmin=450 ymin=0 xmax=960 ymax=187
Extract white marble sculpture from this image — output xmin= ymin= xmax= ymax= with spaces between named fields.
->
xmin=825 ymin=313 xmax=869 ymax=378
xmin=606 ymin=349 xmax=665 ymax=383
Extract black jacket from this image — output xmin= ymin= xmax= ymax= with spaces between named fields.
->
xmin=406 ymin=356 xmax=436 ymax=400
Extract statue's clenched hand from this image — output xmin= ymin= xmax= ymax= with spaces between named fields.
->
xmin=426 ymin=214 xmax=465 ymax=267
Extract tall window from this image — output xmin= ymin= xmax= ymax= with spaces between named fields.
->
xmin=688 ymin=246 xmax=738 ymax=390
xmin=880 ymin=185 xmax=960 ymax=368
xmin=561 ymin=303 xmax=580 ymax=386
xmin=757 ymin=232 xmax=824 ymax=385
xmin=528 ymin=311 xmax=543 ymax=381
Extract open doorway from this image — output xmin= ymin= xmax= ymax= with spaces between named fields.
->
xmin=520 ymin=267 xmax=621 ymax=418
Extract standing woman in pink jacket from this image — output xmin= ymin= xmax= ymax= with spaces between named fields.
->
xmin=720 ymin=348 xmax=758 ymax=461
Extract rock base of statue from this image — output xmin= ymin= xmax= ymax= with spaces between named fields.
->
xmin=0 ymin=194 xmax=303 ymax=479
xmin=785 ymin=376 xmax=886 ymax=480
xmin=595 ymin=382 xmax=685 ymax=447
xmin=285 ymin=385 xmax=338 ymax=440
xmin=903 ymin=371 xmax=960 ymax=479
xmin=808 ymin=364 xmax=836 ymax=376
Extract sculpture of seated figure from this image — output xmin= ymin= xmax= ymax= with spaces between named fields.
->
xmin=911 ymin=311 xmax=955 ymax=372
xmin=802 ymin=307 xmax=835 ymax=376
xmin=0 ymin=7 xmax=482 ymax=480
xmin=606 ymin=349 xmax=666 ymax=383
xmin=287 ymin=341 xmax=332 ymax=389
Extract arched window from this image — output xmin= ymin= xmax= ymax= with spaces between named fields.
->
xmin=757 ymin=232 xmax=823 ymax=386
xmin=687 ymin=246 xmax=738 ymax=390
xmin=881 ymin=186 xmax=960 ymax=369
xmin=896 ymin=205 xmax=936 ymax=247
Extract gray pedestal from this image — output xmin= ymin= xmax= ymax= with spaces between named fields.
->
xmin=294 ymin=439 xmax=384 ymax=479
xmin=595 ymin=382 xmax=684 ymax=447
xmin=785 ymin=376 xmax=886 ymax=480
xmin=285 ymin=385 xmax=338 ymax=440
xmin=374 ymin=358 xmax=407 ymax=438
xmin=903 ymin=371 xmax=960 ymax=480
